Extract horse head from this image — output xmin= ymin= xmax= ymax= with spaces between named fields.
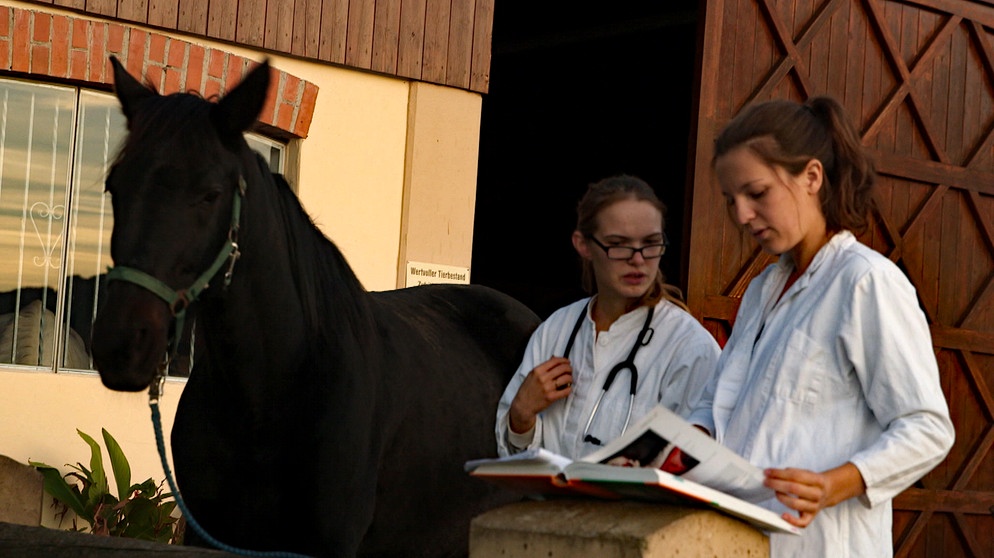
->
xmin=91 ymin=56 xmax=271 ymax=391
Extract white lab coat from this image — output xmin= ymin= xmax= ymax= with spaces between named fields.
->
xmin=497 ymin=296 xmax=720 ymax=460
xmin=688 ymin=231 xmax=954 ymax=558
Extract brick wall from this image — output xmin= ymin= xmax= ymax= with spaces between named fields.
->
xmin=0 ymin=5 xmax=317 ymax=138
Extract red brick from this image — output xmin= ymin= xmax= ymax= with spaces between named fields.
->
xmin=88 ymin=24 xmax=106 ymax=83
xmin=71 ymin=18 xmax=88 ymax=49
xmin=51 ymin=17 xmax=69 ymax=78
xmin=30 ymin=44 xmax=50 ymax=74
xmin=0 ymin=7 xmax=10 ymax=37
xmin=276 ymin=101 xmax=294 ymax=131
xmin=148 ymin=34 xmax=166 ymax=64
xmin=293 ymin=82 xmax=319 ymax=138
xmin=282 ymin=73 xmax=300 ymax=104
xmin=145 ymin=65 xmax=163 ymax=92
xmin=166 ymin=39 xmax=185 ymax=68
xmin=258 ymin=80 xmax=277 ymax=125
xmin=207 ymin=49 xmax=224 ymax=79
xmin=185 ymin=44 xmax=205 ymax=92
xmin=0 ymin=39 xmax=8 ymax=70
xmin=33 ymin=12 xmax=51 ymax=43
xmin=69 ymin=48 xmax=87 ymax=80
xmin=127 ymin=29 xmax=146 ymax=76
xmin=203 ymin=77 xmax=221 ymax=100
xmin=164 ymin=66 xmax=181 ymax=94
xmin=225 ymin=56 xmax=246 ymax=92
xmin=11 ymin=11 xmax=29 ymax=72
xmin=107 ymin=24 xmax=124 ymax=55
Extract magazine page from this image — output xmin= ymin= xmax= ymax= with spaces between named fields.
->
xmin=578 ymin=405 xmax=772 ymax=502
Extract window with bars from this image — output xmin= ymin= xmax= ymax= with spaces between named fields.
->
xmin=0 ymin=78 xmax=284 ymax=374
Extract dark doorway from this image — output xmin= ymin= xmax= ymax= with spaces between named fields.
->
xmin=471 ymin=3 xmax=701 ymax=319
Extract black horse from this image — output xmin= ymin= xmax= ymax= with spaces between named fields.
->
xmin=90 ymin=57 xmax=539 ymax=557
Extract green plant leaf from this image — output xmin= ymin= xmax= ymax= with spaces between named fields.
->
xmin=29 ymin=462 xmax=89 ymax=520
xmin=76 ymin=430 xmax=109 ymax=509
xmin=120 ymin=498 xmax=160 ymax=540
xmin=101 ymin=428 xmax=132 ymax=500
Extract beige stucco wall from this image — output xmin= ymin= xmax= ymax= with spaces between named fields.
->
xmin=0 ymin=370 xmax=183 ymax=527
xmin=398 ymin=81 xmax=483 ymax=286
xmin=0 ymin=1 xmax=483 ymax=529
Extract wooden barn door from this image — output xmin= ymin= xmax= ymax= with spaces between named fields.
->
xmin=686 ymin=0 xmax=994 ymax=555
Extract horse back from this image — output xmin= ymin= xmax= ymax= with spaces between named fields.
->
xmin=374 ymin=284 xmax=539 ymax=375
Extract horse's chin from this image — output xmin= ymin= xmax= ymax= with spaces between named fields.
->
xmin=95 ymin=352 xmax=164 ymax=392
xmin=98 ymin=369 xmax=156 ymax=392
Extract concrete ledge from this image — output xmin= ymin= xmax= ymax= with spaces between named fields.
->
xmin=0 ymin=455 xmax=43 ymax=527
xmin=470 ymin=499 xmax=769 ymax=558
xmin=0 ymin=521 xmax=236 ymax=556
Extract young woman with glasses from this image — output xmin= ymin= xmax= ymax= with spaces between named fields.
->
xmin=495 ymin=174 xmax=720 ymax=460
xmin=686 ymin=97 xmax=954 ymax=556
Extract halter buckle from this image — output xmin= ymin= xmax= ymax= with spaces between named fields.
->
xmin=170 ymin=290 xmax=190 ymax=316
xmin=148 ymin=354 xmax=169 ymax=404
xmin=224 ymin=243 xmax=241 ymax=287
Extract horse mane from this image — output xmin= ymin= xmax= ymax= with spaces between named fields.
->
xmin=252 ymin=154 xmax=374 ymax=344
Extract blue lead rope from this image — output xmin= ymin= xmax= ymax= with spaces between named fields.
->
xmin=150 ymin=401 xmax=313 ymax=558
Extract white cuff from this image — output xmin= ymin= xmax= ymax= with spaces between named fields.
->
xmin=507 ymin=417 xmax=536 ymax=450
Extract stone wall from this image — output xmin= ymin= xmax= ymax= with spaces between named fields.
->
xmin=470 ymin=500 xmax=770 ymax=558
xmin=0 ymin=454 xmax=43 ymax=526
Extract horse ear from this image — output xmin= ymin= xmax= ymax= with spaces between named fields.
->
xmin=110 ymin=56 xmax=156 ymax=123
xmin=212 ymin=59 xmax=271 ymax=137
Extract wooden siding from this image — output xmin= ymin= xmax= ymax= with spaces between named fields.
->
xmin=689 ymin=0 xmax=994 ymax=555
xmin=19 ymin=0 xmax=494 ymax=93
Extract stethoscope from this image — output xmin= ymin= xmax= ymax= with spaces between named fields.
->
xmin=560 ymin=300 xmax=655 ymax=446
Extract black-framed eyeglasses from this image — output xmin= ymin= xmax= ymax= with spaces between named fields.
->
xmin=586 ymin=235 xmax=668 ymax=260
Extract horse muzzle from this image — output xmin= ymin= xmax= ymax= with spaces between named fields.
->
xmin=91 ymin=283 xmax=172 ymax=392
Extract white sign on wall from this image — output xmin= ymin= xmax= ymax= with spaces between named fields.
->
xmin=406 ymin=261 xmax=471 ymax=287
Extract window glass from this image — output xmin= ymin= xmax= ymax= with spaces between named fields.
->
xmin=0 ymin=80 xmax=77 ymax=369
xmin=61 ymin=90 xmax=127 ymax=370
xmin=246 ymin=133 xmax=284 ymax=174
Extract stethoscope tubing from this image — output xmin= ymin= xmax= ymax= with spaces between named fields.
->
xmin=562 ymin=301 xmax=655 ymax=446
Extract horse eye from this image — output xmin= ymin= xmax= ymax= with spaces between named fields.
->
xmin=202 ymin=190 xmax=221 ymax=204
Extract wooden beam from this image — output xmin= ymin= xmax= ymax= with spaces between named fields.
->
xmin=874 ymin=153 xmax=994 ymax=197
xmin=930 ymin=324 xmax=994 ymax=354
xmin=895 ymin=487 xmax=994 ymax=515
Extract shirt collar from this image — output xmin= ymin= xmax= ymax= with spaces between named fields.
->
xmin=588 ymin=294 xmax=652 ymax=329
xmin=774 ymin=230 xmax=856 ymax=290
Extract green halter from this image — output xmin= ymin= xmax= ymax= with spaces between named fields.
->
xmin=105 ymin=176 xmax=246 ymax=400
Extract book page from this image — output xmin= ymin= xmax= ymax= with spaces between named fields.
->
xmin=562 ymin=461 xmax=800 ymax=535
xmin=578 ymin=405 xmax=772 ymax=502
xmin=464 ymin=447 xmax=573 ymax=474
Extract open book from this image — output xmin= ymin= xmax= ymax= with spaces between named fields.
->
xmin=466 ymin=405 xmax=800 ymax=535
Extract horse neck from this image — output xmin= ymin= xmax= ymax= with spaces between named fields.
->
xmin=196 ymin=162 xmax=373 ymax=396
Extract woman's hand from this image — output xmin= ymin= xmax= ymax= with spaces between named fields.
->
xmin=763 ymin=463 xmax=866 ymax=528
xmin=508 ymin=357 xmax=574 ymax=434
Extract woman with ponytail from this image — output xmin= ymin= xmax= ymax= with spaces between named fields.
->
xmin=687 ymin=97 xmax=954 ymax=556
xmin=496 ymin=174 xmax=720 ymax=460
